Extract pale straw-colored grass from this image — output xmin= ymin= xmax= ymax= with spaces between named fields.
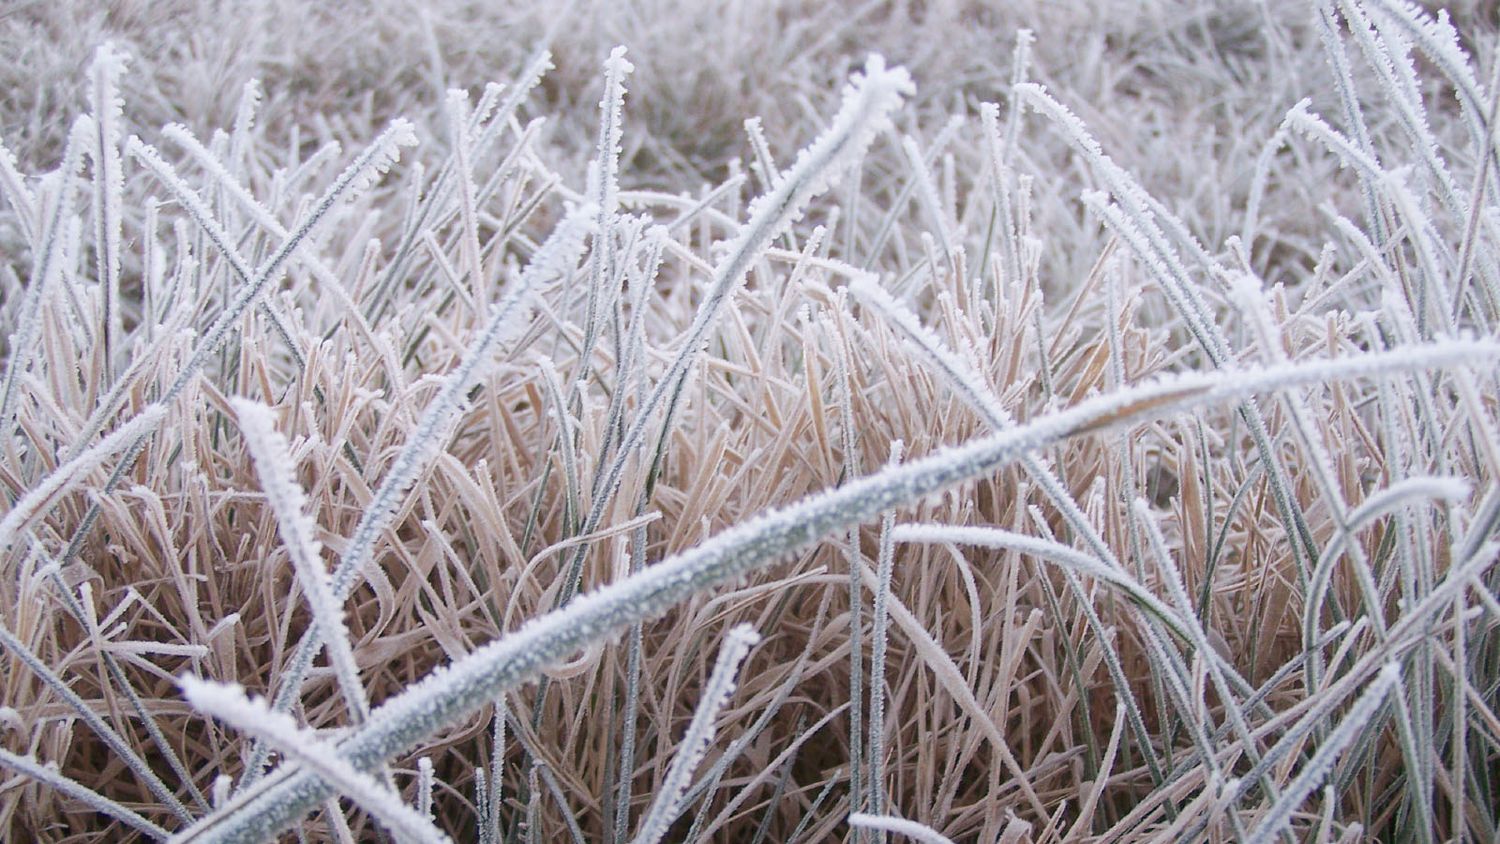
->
xmin=1 ymin=2 xmax=1498 ymax=842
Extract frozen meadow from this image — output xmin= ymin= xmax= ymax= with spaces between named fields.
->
xmin=1 ymin=1 xmax=1499 ymax=841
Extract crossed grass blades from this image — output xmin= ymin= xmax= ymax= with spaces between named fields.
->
xmin=1 ymin=1 xmax=1499 ymax=841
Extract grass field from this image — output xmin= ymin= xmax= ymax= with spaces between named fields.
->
xmin=2 ymin=1 xmax=1499 ymax=841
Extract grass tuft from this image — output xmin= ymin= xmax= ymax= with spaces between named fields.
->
xmin=2 ymin=3 xmax=1499 ymax=841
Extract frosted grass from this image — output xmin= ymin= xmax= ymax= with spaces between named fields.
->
xmin=0 ymin=116 xmax=90 ymax=428
xmin=848 ymin=813 xmax=957 ymax=844
xmin=629 ymin=624 xmax=759 ymax=844
xmin=232 ymin=398 xmax=369 ymax=722
xmin=50 ymin=115 xmax=421 ymax=580
xmin=1243 ymin=665 xmax=1401 ymax=844
xmin=0 ymin=748 xmax=169 ymax=839
xmin=850 ymin=274 xmax=1210 ymax=792
xmin=178 ymin=678 xmax=452 ymax=844
xmin=553 ymin=54 xmax=914 ymax=611
xmin=170 ymin=338 xmax=1497 ymax=842
xmin=86 ymin=42 xmax=126 ymax=381
xmin=239 ymin=200 xmax=594 ymax=786
xmin=866 ymin=440 xmax=902 ymax=829
xmin=5 ymin=11 xmax=1500 ymax=840
xmin=0 ymin=405 xmax=164 ymax=553
xmin=0 ymin=616 xmax=193 ymax=824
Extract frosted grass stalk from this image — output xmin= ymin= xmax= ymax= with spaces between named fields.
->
xmin=593 ymin=46 xmax=631 ymax=218
xmin=1303 ymin=476 xmax=1470 ymax=665
xmin=52 ymin=117 xmax=418 ymax=588
xmin=659 ymin=176 xmax=747 ymax=233
xmin=1233 ymin=277 xmax=1390 ymax=654
xmin=1130 ymin=620 xmax=1241 ymax=838
xmin=1284 ymin=101 xmax=1460 ymax=335
xmin=1131 ymin=498 xmax=1280 ymax=823
xmin=609 ymin=473 xmax=657 ymax=835
xmin=1373 ymin=291 xmax=1448 ymax=468
xmin=1003 ymin=29 xmax=1035 ymax=163
xmin=536 ymin=762 xmax=587 ymax=844
xmin=445 ymin=90 xmax=485 ymax=320
xmin=1386 ymin=653 xmax=1434 ymax=839
xmin=0 ymin=135 xmax=36 ymax=242
xmin=473 ymin=768 xmax=490 ymax=844
xmin=522 ymin=762 xmax=540 ymax=844
xmin=1207 ymin=622 xmax=1351 ymax=748
xmin=848 ymin=814 xmax=957 ymax=844
xmin=488 ymin=697 xmax=506 ymax=844
xmin=1316 ymin=0 xmax=1391 ymax=246
xmin=416 ymin=757 xmax=434 ymax=823
xmin=1364 ymin=0 xmax=1495 ymax=180
xmin=745 ymin=117 xmax=780 ymax=192
xmin=554 ymin=55 xmax=913 ymax=610
xmin=179 ymin=678 xmax=452 ymax=844
xmin=787 ymin=778 xmax=840 ymax=842
xmin=537 ymin=356 xmax=583 ymax=531
xmin=65 ymin=120 xmax=402 ymax=488
xmin=60 ymin=315 xmax=177 ymax=466
xmin=338 ymin=203 xmax=588 ymax=597
xmin=1452 ymin=33 xmax=1500 ymax=324
xmin=688 ymin=704 xmax=854 ymax=841
xmin=866 ymin=442 xmax=902 ymax=831
xmin=1020 ymin=82 xmax=1323 ymax=582
xmin=1341 ymin=0 xmax=1478 ymax=236
xmin=893 ymin=524 xmax=1190 ymax=640
xmin=831 ymin=312 xmax=866 ymax=833
xmin=0 ymin=406 xmax=165 ymax=553
xmin=1219 ymin=599 xmax=1461 ymax=827
xmin=1446 ymin=583 xmax=1474 ymax=839
xmin=232 ymin=399 xmax=369 ymax=722
xmin=28 ymin=548 xmax=211 ymax=812
xmin=170 ymin=340 xmax=1497 ymax=843
xmin=861 ymin=123 xmax=962 ymax=274
xmin=1380 ymin=175 xmax=1459 ymax=337
xmin=159 ymin=118 xmax=417 ymax=405
xmin=901 ymin=135 xmax=953 ymax=269
xmin=1072 ymin=697 xmax=1127 ymax=836
xmin=1074 ymin=191 xmax=1223 ymax=368
xmin=87 ymin=43 xmax=127 ymax=380
xmin=612 ymin=619 xmax=643 ymax=843
xmin=0 ymin=748 xmax=169 ymax=839
xmin=365 ymin=50 xmax=553 ymax=325
xmin=1241 ymin=126 xmax=1291 ymax=249
xmin=0 ymin=618 xmax=192 ymax=824
xmin=577 ymin=47 xmax=632 ymax=373
xmin=238 ymin=204 xmax=593 ymax=787
xmin=680 ymin=595 xmax=829 ymax=836
xmin=0 ymin=116 xmax=90 ymax=429
xmin=630 ymin=625 xmax=759 ymax=844
xmin=1015 ymin=84 xmax=1215 ymax=281
xmin=598 ymin=223 xmax=664 ymax=467
xmin=849 ymin=275 xmax=1188 ymax=784
xmin=748 ymin=757 xmax=795 ymax=844
xmin=281 ymin=139 xmax=342 ymax=202
xmin=212 ymin=776 xmax=231 ymax=809
xmin=1451 ymin=369 xmax=1500 ymax=477
xmin=1243 ymin=665 xmax=1401 ymax=844
xmin=1079 ymin=189 xmax=1320 ymax=580
xmin=228 ymin=78 xmax=260 ymax=170
xmin=159 ymin=124 xmax=373 ymax=337
xmin=1283 ymin=101 xmax=1387 ymax=185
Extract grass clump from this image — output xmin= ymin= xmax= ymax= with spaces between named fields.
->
xmin=1 ymin=1 xmax=1498 ymax=841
